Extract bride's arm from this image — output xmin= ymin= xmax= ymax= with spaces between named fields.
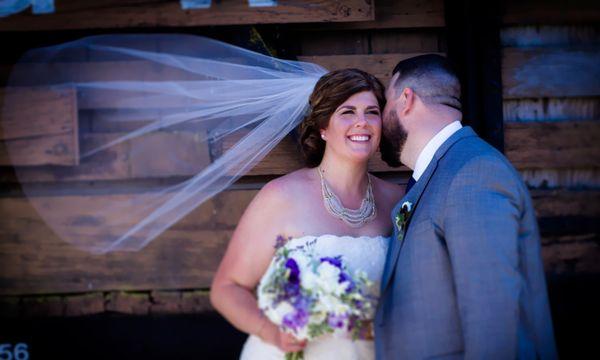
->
xmin=210 ymin=179 xmax=305 ymax=352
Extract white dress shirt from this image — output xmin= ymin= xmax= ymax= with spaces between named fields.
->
xmin=412 ymin=121 xmax=462 ymax=181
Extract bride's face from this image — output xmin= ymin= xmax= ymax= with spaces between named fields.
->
xmin=320 ymin=91 xmax=382 ymax=163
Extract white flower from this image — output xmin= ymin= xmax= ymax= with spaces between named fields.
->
xmin=301 ymin=269 xmax=318 ymax=290
xmin=267 ymin=301 xmax=295 ymax=325
xmin=316 ymin=262 xmax=349 ymax=296
xmin=402 ymin=201 xmax=412 ymax=212
xmin=314 ymin=294 xmax=350 ymax=314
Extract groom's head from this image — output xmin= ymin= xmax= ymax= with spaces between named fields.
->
xmin=381 ymin=54 xmax=462 ymax=167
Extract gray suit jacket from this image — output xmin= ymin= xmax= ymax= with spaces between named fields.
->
xmin=375 ymin=127 xmax=557 ymax=360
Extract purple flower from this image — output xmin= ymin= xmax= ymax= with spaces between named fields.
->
xmin=327 ymin=313 xmax=348 ymax=329
xmin=284 ymin=282 xmax=300 ymax=297
xmin=354 ymin=299 xmax=363 ymax=309
xmin=283 ymin=308 xmax=309 ymax=331
xmin=320 ymin=256 xmax=342 ymax=268
xmin=283 ymin=258 xmax=301 ymax=297
xmin=274 ymin=235 xmax=287 ymax=249
xmin=338 ymin=271 xmax=355 ymax=292
xmin=285 ymin=258 xmax=300 ymax=284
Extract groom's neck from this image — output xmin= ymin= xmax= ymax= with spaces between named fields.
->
xmin=401 ymin=110 xmax=460 ymax=170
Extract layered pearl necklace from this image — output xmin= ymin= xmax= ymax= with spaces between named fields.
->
xmin=317 ymin=167 xmax=377 ymax=228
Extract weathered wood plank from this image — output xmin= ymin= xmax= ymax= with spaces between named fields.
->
xmin=503 ymin=0 xmax=600 ymax=25
xmin=0 ymin=190 xmax=259 ymax=295
xmin=5 ymin=131 xmax=211 ymax=182
xmin=0 ymin=87 xmax=76 ymax=140
xmin=370 ymin=29 xmax=442 ymax=54
xmin=504 ymin=120 xmax=600 ymax=169
xmin=502 ymin=48 xmax=600 ymax=99
xmin=0 ymin=133 xmax=79 ymax=167
xmin=503 ymin=97 xmax=600 ymax=123
xmin=293 ymin=0 xmax=444 ymax=30
xmin=501 ymin=25 xmax=600 ymax=48
xmin=3 ymin=61 xmax=199 ymax=87
xmin=532 ymin=189 xmax=600 ymax=219
xmin=0 ymin=0 xmax=374 ymax=31
xmin=520 ymin=169 xmax=600 ymax=189
xmin=542 ymin=240 xmax=600 ymax=274
xmin=299 ymin=32 xmax=370 ymax=56
xmin=0 ymin=87 xmax=78 ymax=166
xmin=298 ymin=53 xmax=443 ymax=86
xmin=532 ymin=189 xmax=600 ymax=240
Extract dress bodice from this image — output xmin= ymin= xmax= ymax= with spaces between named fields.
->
xmin=284 ymin=234 xmax=390 ymax=298
xmin=240 ymin=234 xmax=390 ymax=360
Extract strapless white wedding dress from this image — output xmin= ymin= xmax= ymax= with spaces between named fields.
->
xmin=240 ymin=234 xmax=389 ymax=360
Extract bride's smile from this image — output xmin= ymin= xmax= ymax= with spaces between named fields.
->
xmin=320 ymin=90 xmax=382 ymax=163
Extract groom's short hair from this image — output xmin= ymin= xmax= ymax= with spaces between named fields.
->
xmin=391 ymin=54 xmax=462 ymax=111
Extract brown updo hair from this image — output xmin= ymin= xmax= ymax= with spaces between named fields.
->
xmin=299 ymin=68 xmax=385 ymax=167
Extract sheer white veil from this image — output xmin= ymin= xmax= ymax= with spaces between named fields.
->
xmin=2 ymin=34 xmax=327 ymax=254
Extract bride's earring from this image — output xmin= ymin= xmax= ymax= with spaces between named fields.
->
xmin=321 ymin=134 xmax=326 ymax=141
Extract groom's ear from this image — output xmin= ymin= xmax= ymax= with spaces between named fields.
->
xmin=401 ymin=87 xmax=416 ymax=116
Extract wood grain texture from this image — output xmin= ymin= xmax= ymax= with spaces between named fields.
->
xmin=520 ymin=168 xmax=600 ymax=189
xmin=501 ymin=25 xmax=600 ymax=48
xmin=503 ymin=0 xmax=600 ymax=25
xmin=503 ymin=97 xmax=600 ymax=123
xmin=0 ymin=190 xmax=258 ymax=295
xmin=502 ymin=48 xmax=600 ymax=99
xmin=531 ymin=189 xmax=600 ymax=219
xmin=1 ymin=187 xmax=599 ymax=296
xmin=370 ymin=29 xmax=442 ymax=54
xmin=298 ymin=53 xmax=443 ymax=85
xmin=0 ymin=0 xmax=374 ymax=31
xmin=542 ymin=240 xmax=600 ymax=274
xmin=504 ymin=120 xmax=600 ymax=169
xmin=4 ymin=61 xmax=199 ymax=87
xmin=4 ymin=131 xmax=211 ymax=182
xmin=0 ymin=87 xmax=78 ymax=166
xmin=293 ymin=0 xmax=444 ymax=30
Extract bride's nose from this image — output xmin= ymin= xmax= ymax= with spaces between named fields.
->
xmin=354 ymin=114 xmax=368 ymax=127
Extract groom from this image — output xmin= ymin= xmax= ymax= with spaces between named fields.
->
xmin=375 ymin=55 xmax=557 ymax=359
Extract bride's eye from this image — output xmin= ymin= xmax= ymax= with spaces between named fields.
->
xmin=341 ymin=110 xmax=354 ymax=115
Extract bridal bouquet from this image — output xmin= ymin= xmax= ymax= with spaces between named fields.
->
xmin=257 ymin=236 xmax=377 ymax=360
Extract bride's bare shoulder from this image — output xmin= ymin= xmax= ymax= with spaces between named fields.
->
xmin=253 ymin=167 xmax=316 ymax=205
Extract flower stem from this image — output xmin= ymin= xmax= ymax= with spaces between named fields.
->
xmin=285 ymin=350 xmax=304 ymax=360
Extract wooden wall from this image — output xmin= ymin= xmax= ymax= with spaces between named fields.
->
xmin=500 ymin=23 xmax=600 ymax=274
xmin=500 ymin=3 xmax=600 ymax=355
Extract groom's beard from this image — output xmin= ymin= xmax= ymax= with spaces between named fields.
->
xmin=380 ymin=110 xmax=407 ymax=168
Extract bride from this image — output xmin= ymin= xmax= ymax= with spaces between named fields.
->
xmin=210 ymin=68 xmax=404 ymax=359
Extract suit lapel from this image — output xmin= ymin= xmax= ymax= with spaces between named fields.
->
xmin=380 ymin=126 xmax=478 ymax=292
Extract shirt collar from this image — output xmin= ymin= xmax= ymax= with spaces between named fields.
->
xmin=412 ymin=121 xmax=462 ymax=181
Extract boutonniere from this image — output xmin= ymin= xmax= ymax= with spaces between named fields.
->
xmin=394 ymin=201 xmax=413 ymax=241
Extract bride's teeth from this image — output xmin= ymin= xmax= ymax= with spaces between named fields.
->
xmin=349 ymin=135 xmax=370 ymax=142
